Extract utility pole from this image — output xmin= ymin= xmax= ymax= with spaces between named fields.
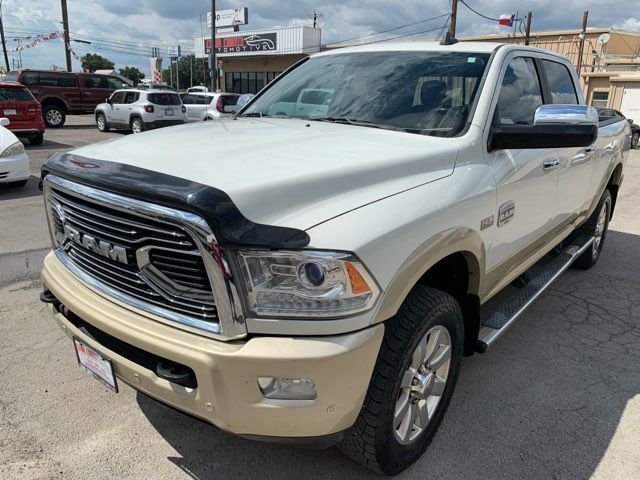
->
xmin=209 ymin=0 xmax=217 ymax=91
xmin=449 ymin=0 xmax=458 ymax=39
xmin=60 ymin=0 xmax=72 ymax=72
xmin=0 ymin=1 xmax=10 ymax=72
xmin=576 ymin=10 xmax=589 ymax=76
xmin=190 ymin=55 xmax=193 ymax=88
xmin=524 ymin=11 xmax=532 ymax=46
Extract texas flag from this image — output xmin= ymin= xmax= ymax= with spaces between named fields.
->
xmin=498 ymin=14 xmax=516 ymax=26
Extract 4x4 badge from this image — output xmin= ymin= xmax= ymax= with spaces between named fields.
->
xmin=480 ymin=216 xmax=494 ymax=230
xmin=498 ymin=201 xmax=516 ymax=227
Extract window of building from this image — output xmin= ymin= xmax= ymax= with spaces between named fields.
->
xmin=225 ymin=72 xmax=272 ymax=94
xmin=542 ymin=60 xmax=578 ymax=104
xmin=496 ymin=57 xmax=543 ymax=125
xmin=591 ymin=91 xmax=609 ymax=109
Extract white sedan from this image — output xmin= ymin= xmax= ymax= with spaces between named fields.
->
xmin=0 ymin=118 xmax=29 ymax=187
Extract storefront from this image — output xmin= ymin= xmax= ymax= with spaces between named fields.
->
xmin=194 ymin=26 xmax=321 ymax=94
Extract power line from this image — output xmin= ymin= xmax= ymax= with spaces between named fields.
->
xmin=459 ymin=0 xmax=499 ymax=22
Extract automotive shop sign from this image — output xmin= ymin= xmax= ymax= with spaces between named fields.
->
xmin=205 ymin=33 xmax=277 ymax=54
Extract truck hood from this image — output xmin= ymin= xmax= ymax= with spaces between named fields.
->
xmin=72 ymin=118 xmax=459 ymax=230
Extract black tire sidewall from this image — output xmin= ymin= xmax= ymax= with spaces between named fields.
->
xmin=633 ymin=132 xmax=639 ymax=148
xmin=376 ymin=290 xmax=464 ymax=473
xmin=43 ymin=105 xmax=65 ymax=128
xmin=29 ymin=133 xmax=44 ymax=146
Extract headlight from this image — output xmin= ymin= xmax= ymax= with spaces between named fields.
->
xmin=236 ymin=250 xmax=379 ymax=317
xmin=0 ymin=141 xmax=25 ymax=158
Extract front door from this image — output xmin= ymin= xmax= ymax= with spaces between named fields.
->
xmin=104 ymin=91 xmax=124 ymax=124
xmin=484 ymin=55 xmax=559 ymax=279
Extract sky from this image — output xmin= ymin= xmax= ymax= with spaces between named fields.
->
xmin=3 ymin=0 xmax=639 ymax=76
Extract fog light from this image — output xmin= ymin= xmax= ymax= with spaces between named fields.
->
xmin=257 ymin=377 xmax=317 ymax=400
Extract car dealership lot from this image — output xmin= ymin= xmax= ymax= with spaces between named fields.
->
xmin=1 ymin=118 xmax=639 ymax=480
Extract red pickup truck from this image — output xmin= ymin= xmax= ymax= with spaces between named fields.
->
xmin=3 ymin=70 xmax=131 ymax=128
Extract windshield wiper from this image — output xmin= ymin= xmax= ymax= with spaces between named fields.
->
xmin=241 ymin=112 xmax=265 ymax=117
xmin=310 ymin=117 xmax=407 ymax=132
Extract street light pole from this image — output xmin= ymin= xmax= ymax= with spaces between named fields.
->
xmin=210 ymin=0 xmax=217 ymax=91
xmin=0 ymin=1 xmax=11 ymax=72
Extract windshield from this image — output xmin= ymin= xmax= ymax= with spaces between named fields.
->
xmin=242 ymin=51 xmax=490 ymax=137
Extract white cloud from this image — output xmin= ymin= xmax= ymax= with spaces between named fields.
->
xmin=613 ymin=18 xmax=640 ymax=33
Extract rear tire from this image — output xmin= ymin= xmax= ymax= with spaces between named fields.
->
xmin=573 ymin=189 xmax=611 ymax=270
xmin=42 ymin=104 xmax=66 ymax=128
xmin=130 ymin=117 xmax=144 ymax=134
xmin=338 ymin=285 xmax=464 ymax=474
xmin=96 ymin=113 xmax=110 ymax=132
xmin=29 ymin=133 xmax=44 ymax=146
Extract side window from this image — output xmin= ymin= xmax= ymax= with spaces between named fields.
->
xmin=38 ymin=73 xmax=76 ymax=87
xmin=107 ymin=77 xmax=126 ymax=89
xmin=123 ymin=92 xmax=139 ymax=104
xmin=83 ymin=75 xmax=108 ymax=88
xmin=22 ymin=73 xmax=39 ymax=85
xmin=111 ymin=92 xmax=125 ymax=104
xmin=542 ymin=60 xmax=578 ymax=104
xmin=496 ymin=57 xmax=543 ymax=125
xmin=199 ymin=95 xmax=212 ymax=105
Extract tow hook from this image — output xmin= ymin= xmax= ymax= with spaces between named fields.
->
xmin=40 ymin=289 xmax=60 ymax=306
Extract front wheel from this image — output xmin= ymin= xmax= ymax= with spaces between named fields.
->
xmin=96 ymin=113 xmax=110 ymax=132
xmin=42 ymin=105 xmax=66 ymax=128
xmin=338 ymin=285 xmax=464 ymax=474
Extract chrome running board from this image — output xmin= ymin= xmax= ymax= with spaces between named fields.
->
xmin=477 ymin=235 xmax=594 ymax=353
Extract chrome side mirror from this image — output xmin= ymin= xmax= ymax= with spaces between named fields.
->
xmin=534 ymin=104 xmax=598 ymax=126
xmin=0 ymin=117 xmax=9 ymax=127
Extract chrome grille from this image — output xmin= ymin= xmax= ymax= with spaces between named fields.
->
xmin=45 ymin=178 xmax=221 ymax=329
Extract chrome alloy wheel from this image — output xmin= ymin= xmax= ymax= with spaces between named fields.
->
xmin=393 ymin=325 xmax=451 ymax=445
xmin=131 ymin=119 xmax=142 ymax=134
xmin=46 ymin=109 xmax=62 ymax=126
xmin=592 ymin=200 xmax=608 ymax=255
xmin=97 ymin=115 xmax=105 ymax=131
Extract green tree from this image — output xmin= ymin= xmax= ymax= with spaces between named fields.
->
xmin=119 ymin=66 xmax=145 ymax=86
xmin=80 ymin=53 xmax=115 ymax=72
xmin=161 ymin=54 xmax=212 ymax=91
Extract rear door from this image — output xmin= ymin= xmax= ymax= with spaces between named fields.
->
xmin=120 ymin=91 xmax=140 ymax=124
xmin=541 ymin=58 xmax=594 ymax=223
xmin=81 ymin=75 xmax=111 ymax=110
xmin=484 ymin=55 xmax=559 ymax=276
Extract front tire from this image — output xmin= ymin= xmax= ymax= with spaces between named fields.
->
xmin=338 ymin=285 xmax=464 ymax=474
xmin=632 ymin=131 xmax=639 ymax=148
xmin=573 ymin=189 xmax=611 ymax=270
xmin=96 ymin=113 xmax=110 ymax=132
xmin=42 ymin=105 xmax=66 ymax=128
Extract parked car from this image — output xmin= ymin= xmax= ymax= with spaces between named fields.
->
xmin=40 ymin=42 xmax=629 ymax=474
xmin=3 ymin=70 xmax=131 ymax=128
xmin=235 ymin=93 xmax=256 ymax=111
xmin=0 ymin=82 xmax=45 ymax=145
xmin=597 ymin=107 xmax=638 ymax=148
xmin=137 ymin=83 xmax=177 ymax=92
xmin=181 ymin=92 xmax=240 ymax=121
xmin=187 ymin=86 xmax=208 ymax=93
xmin=95 ymin=89 xmax=186 ymax=134
xmin=0 ymin=117 xmax=29 ymax=187
xmin=267 ymin=88 xmax=334 ymax=117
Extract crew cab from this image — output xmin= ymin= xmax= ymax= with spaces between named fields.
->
xmin=40 ymin=42 xmax=629 ymax=474
xmin=3 ymin=70 xmax=131 ymax=128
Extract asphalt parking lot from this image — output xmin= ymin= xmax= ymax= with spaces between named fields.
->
xmin=1 ymin=117 xmax=639 ymax=479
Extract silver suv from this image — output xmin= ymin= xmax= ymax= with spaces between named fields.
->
xmin=95 ymin=89 xmax=186 ymax=134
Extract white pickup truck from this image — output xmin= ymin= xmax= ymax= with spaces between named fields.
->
xmin=40 ymin=41 xmax=630 ymax=474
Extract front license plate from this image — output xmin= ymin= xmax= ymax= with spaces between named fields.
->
xmin=4 ymin=109 xmax=16 ymax=115
xmin=73 ymin=337 xmax=118 ymax=393
xmin=165 ymin=109 xmax=174 ymax=116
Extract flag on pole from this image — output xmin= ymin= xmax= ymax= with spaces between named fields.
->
xmin=498 ymin=14 xmax=516 ymax=27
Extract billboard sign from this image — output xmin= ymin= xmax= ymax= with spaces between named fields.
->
xmin=205 ymin=33 xmax=277 ymax=54
xmin=207 ymin=7 xmax=248 ymax=28
xmin=167 ymin=45 xmax=181 ymax=57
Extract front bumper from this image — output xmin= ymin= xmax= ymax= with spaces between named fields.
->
xmin=42 ymin=252 xmax=383 ymax=438
xmin=0 ymin=152 xmax=29 ymax=183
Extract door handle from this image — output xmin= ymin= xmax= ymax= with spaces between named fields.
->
xmin=543 ymin=159 xmax=560 ymax=170
xmin=585 ymin=145 xmax=596 ymax=153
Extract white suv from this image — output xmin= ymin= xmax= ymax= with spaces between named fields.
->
xmin=181 ymin=92 xmax=240 ymax=121
xmin=95 ymin=89 xmax=186 ymax=134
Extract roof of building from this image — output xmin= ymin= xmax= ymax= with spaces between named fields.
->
xmin=320 ymin=40 xmax=504 ymax=55
xmin=460 ymin=27 xmax=640 ymax=41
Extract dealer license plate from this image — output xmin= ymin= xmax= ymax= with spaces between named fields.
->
xmin=165 ymin=109 xmax=174 ymax=116
xmin=4 ymin=109 xmax=16 ymax=116
xmin=73 ymin=337 xmax=118 ymax=393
